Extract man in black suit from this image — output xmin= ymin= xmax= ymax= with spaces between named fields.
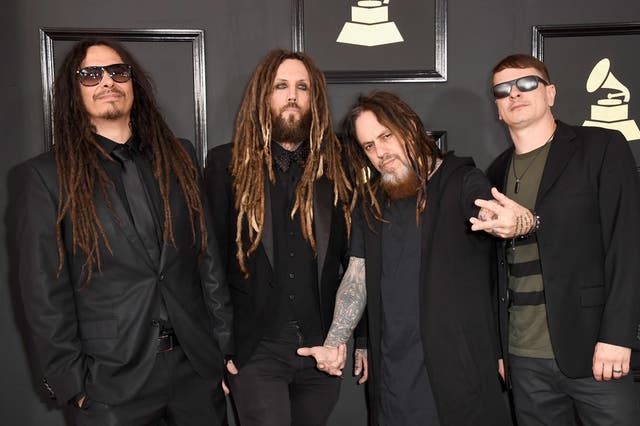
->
xmin=470 ymin=54 xmax=640 ymax=425
xmin=204 ymin=49 xmax=362 ymax=426
xmin=14 ymin=39 xmax=233 ymax=425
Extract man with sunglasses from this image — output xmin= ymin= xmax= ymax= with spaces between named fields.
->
xmin=470 ymin=53 xmax=640 ymax=425
xmin=13 ymin=40 xmax=233 ymax=425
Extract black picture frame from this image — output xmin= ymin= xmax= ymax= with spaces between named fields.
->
xmin=532 ymin=22 xmax=640 ymax=172
xmin=427 ymin=130 xmax=447 ymax=152
xmin=291 ymin=0 xmax=447 ymax=84
xmin=40 ymin=28 xmax=208 ymax=166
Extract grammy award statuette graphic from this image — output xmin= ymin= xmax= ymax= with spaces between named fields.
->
xmin=582 ymin=58 xmax=640 ymax=141
xmin=336 ymin=0 xmax=404 ymax=47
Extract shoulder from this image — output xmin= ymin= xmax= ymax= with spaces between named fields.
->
xmin=205 ymin=142 xmax=233 ymax=170
xmin=16 ymin=150 xmax=57 ymax=183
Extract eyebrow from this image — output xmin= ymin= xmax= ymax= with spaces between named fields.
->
xmin=359 ymin=128 xmax=390 ymax=145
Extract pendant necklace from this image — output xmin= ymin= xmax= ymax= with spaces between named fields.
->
xmin=512 ymin=133 xmax=554 ymax=194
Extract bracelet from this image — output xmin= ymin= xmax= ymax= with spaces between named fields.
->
xmin=519 ymin=210 xmax=540 ymax=238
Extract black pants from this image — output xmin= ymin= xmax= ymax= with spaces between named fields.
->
xmin=510 ymin=354 xmax=639 ymax=426
xmin=228 ymin=322 xmax=341 ymax=426
xmin=74 ymin=347 xmax=226 ymax=426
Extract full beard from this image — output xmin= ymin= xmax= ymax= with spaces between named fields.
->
xmin=380 ymin=161 xmax=420 ymax=201
xmin=272 ymin=105 xmax=312 ymax=143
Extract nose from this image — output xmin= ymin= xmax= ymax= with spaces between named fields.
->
xmin=509 ymin=83 xmax=521 ymax=98
xmin=287 ymin=86 xmax=296 ymax=102
xmin=101 ymin=70 xmax=115 ymax=87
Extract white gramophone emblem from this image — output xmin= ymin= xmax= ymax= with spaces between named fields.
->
xmin=336 ymin=1 xmax=404 ymax=47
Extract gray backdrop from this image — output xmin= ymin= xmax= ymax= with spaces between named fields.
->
xmin=2 ymin=1 xmax=639 ymax=425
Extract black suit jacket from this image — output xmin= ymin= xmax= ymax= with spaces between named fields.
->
xmin=487 ymin=121 xmax=640 ymax=378
xmin=15 ymin=139 xmax=233 ymax=405
xmin=204 ymin=143 xmax=352 ymax=367
xmin=360 ymin=155 xmax=511 ymax=426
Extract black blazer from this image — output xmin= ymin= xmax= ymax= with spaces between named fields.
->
xmin=14 ymin=139 xmax=233 ymax=406
xmin=204 ymin=143 xmax=351 ymax=367
xmin=361 ymin=155 xmax=511 ymax=426
xmin=487 ymin=121 xmax=640 ymax=378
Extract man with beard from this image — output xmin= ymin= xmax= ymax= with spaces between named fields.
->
xmin=299 ymin=91 xmax=511 ymax=425
xmin=13 ymin=40 xmax=233 ymax=425
xmin=204 ymin=49 xmax=362 ymax=426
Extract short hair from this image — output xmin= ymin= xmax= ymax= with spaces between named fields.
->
xmin=492 ymin=53 xmax=551 ymax=82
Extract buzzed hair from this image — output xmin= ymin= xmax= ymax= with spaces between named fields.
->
xmin=492 ymin=53 xmax=551 ymax=82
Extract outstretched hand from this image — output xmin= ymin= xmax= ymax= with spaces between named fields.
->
xmin=297 ymin=344 xmax=347 ymax=376
xmin=470 ymin=187 xmax=535 ymax=239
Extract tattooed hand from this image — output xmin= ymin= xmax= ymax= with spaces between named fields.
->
xmin=470 ymin=187 xmax=536 ymax=238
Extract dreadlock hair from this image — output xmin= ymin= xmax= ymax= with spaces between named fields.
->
xmin=53 ymin=39 xmax=206 ymax=285
xmin=341 ymin=91 xmax=443 ymax=228
xmin=231 ymin=49 xmax=351 ymax=277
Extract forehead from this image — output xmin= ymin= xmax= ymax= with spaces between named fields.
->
xmin=274 ymin=59 xmax=310 ymax=81
xmin=493 ymin=67 xmax=543 ymax=85
xmin=81 ymin=45 xmax=124 ymax=67
xmin=355 ymin=110 xmax=387 ymax=141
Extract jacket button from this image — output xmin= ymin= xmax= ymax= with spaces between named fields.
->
xmin=289 ymin=272 xmax=295 ymax=279
xmin=159 ymin=274 xmax=165 ymax=281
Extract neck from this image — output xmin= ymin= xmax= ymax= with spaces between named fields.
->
xmin=276 ymin=141 xmax=302 ymax=152
xmin=92 ymin=117 xmax=132 ymax=144
xmin=509 ymin=115 xmax=556 ymax=154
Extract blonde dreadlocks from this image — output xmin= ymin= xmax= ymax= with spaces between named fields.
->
xmin=231 ymin=49 xmax=351 ymax=277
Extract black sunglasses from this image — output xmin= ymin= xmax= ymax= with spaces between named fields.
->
xmin=76 ymin=63 xmax=132 ymax=87
xmin=492 ymin=75 xmax=549 ymax=99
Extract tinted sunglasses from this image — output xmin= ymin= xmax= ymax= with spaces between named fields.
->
xmin=76 ymin=63 xmax=132 ymax=87
xmin=492 ymin=75 xmax=549 ymax=99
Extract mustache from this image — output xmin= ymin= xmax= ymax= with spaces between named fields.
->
xmin=378 ymin=153 xmax=399 ymax=168
xmin=94 ymin=87 xmax=125 ymax=100
xmin=279 ymin=101 xmax=301 ymax=113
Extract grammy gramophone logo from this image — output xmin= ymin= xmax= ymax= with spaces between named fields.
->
xmin=336 ymin=0 xmax=404 ymax=47
xmin=582 ymin=58 xmax=640 ymax=141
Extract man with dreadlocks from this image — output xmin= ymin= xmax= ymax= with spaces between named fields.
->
xmin=14 ymin=40 xmax=233 ymax=425
xmin=204 ymin=49 xmax=362 ymax=426
xmin=299 ymin=92 xmax=511 ymax=425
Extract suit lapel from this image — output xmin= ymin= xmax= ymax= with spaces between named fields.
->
xmin=535 ymin=122 xmax=577 ymax=206
xmin=262 ymin=175 xmax=275 ymax=269
xmin=313 ymin=178 xmax=332 ymax=289
xmin=491 ymin=148 xmax=514 ymax=192
xmin=97 ymin=183 xmax=156 ymax=271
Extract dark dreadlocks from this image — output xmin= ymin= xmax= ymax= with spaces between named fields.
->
xmin=53 ymin=39 xmax=206 ymax=284
xmin=231 ymin=49 xmax=351 ymax=277
xmin=341 ymin=91 xmax=444 ymax=227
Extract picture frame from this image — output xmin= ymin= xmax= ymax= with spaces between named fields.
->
xmin=532 ymin=22 xmax=640 ymax=171
xmin=291 ymin=0 xmax=447 ymax=83
xmin=39 ymin=28 xmax=208 ymax=166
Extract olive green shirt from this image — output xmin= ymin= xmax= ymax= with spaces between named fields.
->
xmin=505 ymin=142 xmax=555 ymax=359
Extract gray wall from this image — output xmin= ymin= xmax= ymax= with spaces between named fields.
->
xmin=2 ymin=1 xmax=639 ymax=425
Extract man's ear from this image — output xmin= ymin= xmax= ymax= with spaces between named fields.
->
xmin=546 ymin=84 xmax=556 ymax=107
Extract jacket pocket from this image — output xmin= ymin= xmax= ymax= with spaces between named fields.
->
xmin=581 ymin=285 xmax=605 ymax=307
xmin=79 ymin=319 xmax=118 ymax=340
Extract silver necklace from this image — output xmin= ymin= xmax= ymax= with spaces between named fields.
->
xmin=512 ymin=133 xmax=554 ymax=194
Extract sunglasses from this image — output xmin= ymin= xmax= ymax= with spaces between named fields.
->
xmin=76 ymin=64 xmax=132 ymax=87
xmin=492 ymin=75 xmax=549 ymax=99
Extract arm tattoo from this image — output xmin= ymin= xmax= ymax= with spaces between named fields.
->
xmin=324 ymin=257 xmax=367 ymax=347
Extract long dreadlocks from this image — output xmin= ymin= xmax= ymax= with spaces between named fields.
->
xmin=53 ymin=39 xmax=206 ymax=284
xmin=231 ymin=49 xmax=351 ymax=277
xmin=341 ymin=91 xmax=444 ymax=227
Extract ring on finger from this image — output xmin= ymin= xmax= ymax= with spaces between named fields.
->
xmin=613 ymin=368 xmax=623 ymax=374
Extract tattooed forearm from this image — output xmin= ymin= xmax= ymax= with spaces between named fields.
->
xmin=324 ymin=257 xmax=367 ymax=347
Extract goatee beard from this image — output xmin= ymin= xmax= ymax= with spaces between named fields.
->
xmin=272 ymin=107 xmax=312 ymax=143
xmin=381 ymin=164 xmax=420 ymax=200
